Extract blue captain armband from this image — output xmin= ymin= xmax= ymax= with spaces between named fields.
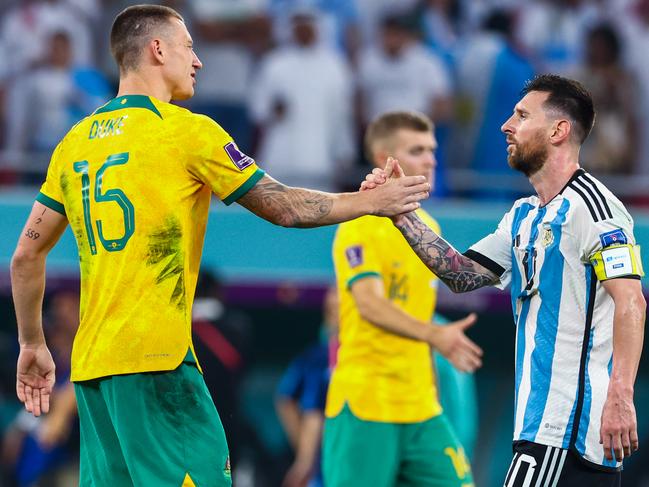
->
xmin=589 ymin=244 xmax=644 ymax=281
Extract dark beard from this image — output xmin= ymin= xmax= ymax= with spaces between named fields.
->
xmin=507 ymin=139 xmax=548 ymax=177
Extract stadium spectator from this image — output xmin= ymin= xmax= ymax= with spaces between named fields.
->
xmin=572 ymin=22 xmax=639 ymax=174
xmin=186 ymin=0 xmax=271 ymax=154
xmin=514 ymin=0 xmax=603 ymax=74
xmin=366 ymin=74 xmax=646 ymax=486
xmin=249 ymin=9 xmax=355 ymax=191
xmin=268 ymin=0 xmax=361 ymax=60
xmin=357 ymin=14 xmax=453 ymax=126
xmin=453 ymin=8 xmax=535 ymax=199
xmin=9 ymin=5 xmax=432 ymax=487
xmin=324 ymin=111 xmax=480 ymax=487
xmin=276 ymin=286 xmax=337 ymax=487
xmin=5 ymin=30 xmax=111 ymax=178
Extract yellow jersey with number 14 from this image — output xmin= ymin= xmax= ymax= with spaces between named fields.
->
xmin=38 ymin=95 xmax=264 ymax=381
xmin=327 ymin=209 xmax=443 ymax=423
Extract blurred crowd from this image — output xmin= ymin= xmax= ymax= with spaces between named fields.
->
xmin=3 ymin=0 xmax=649 ymax=199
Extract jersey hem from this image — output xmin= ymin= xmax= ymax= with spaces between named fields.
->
xmin=36 ymin=192 xmax=66 ymax=216
xmin=512 ymin=439 xmax=622 ymax=473
xmin=222 ymin=168 xmax=265 ymax=205
xmin=325 ymin=400 xmax=441 ymax=424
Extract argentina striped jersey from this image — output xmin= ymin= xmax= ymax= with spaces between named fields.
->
xmin=465 ymin=169 xmax=641 ymax=470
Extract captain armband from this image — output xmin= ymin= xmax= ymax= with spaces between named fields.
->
xmin=589 ymin=244 xmax=644 ymax=281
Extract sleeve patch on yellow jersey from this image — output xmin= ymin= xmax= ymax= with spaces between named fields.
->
xmin=590 ymin=244 xmax=644 ymax=281
xmin=224 ymin=141 xmax=255 ymax=170
xmin=345 ymin=245 xmax=363 ymax=268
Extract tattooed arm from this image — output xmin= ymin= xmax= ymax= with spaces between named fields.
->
xmin=237 ymin=172 xmax=430 ymax=228
xmin=12 ymin=202 xmax=67 ymax=416
xmin=395 ymin=212 xmax=499 ymax=293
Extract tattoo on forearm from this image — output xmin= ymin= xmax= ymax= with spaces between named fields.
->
xmin=396 ymin=213 xmax=497 ymax=292
xmin=239 ymin=178 xmax=334 ymax=228
xmin=24 ymin=228 xmax=40 ymax=240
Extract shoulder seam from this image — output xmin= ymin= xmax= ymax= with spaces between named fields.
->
xmin=566 ymin=184 xmax=600 ymax=222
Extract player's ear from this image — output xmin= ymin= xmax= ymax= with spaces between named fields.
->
xmin=151 ymin=39 xmax=165 ymax=64
xmin=550 ymin=119 xmax=571 ymax=145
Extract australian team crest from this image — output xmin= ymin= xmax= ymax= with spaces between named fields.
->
xmin=541 ymin=224 xmax=554 ymax=247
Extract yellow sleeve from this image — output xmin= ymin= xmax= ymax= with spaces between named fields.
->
xmin=333 ymin=218 xmax=383 ymax=289
xmin=589 ymin=244 xmax=644 ymax=281
xmin=36 ymin=143 xmax=66 ymax=216
xmin=184 ymin=115 xmax=264 ymax=204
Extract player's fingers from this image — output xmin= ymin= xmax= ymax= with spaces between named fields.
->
xmin=24 ymin=385 xmax=33 ymax=413
xmin=398 ymin=202 xmax=420 ymax=213
xmin=393 ymin=160 xmax=405 ymax=178
xmin=622 ymin=430 xmax=632 ymax=458
xmin=16 ymin=381 xmax=26 ymax=403
xmin=612 ymin=433 xmax=624 ymax=461
xmin=32 ymin=388 xmax=41 ymax=417
xmin=400 ymin=175 xmax=428 ymax=187
xmin=602 ymin=434 xmax=613 ymax=461
xmin=463 ymin=336 xmax=484 ymax=357
xmin=40 ymin=389 xmax=51 ymax=415
xmin=404 ymin=191 xmax=430 ymax=204
xmin=631 ymin=429 xmax=639 ymax=453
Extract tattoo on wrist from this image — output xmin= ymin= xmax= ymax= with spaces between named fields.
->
xmin=241 ymin=178 xmax=334 ymax=227
xmin=396 ymin=213 xmax=496 ymax=292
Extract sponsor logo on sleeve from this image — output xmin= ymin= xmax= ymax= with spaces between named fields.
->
xmin=599 ymin=229 xmax=628 ymax=248
xmin=345 ymin=246 xmax=363 ymax=268
xmin=224 ymin=142 xmax=255 ymax=170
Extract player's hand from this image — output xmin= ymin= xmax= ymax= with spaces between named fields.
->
xmin=282 ymin=459 xmax=312 ymax=487
xmin=16 ymin=343 xmax=55 ymax=417
xmin=428 ymin=313 xmax=482 ymax=373
xmin=364 ymin=158 xmax=427 ymax=218
xmin=600 ymin=384 xmax=639 ymax=461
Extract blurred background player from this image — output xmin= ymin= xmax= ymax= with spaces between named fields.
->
xmin=275 ymin=287 xmax=338 ymax=487
xmin=323 ymin=111 xmax=482 ymax=487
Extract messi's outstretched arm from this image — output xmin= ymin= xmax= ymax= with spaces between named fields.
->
xmin=394 ymin=212 xmax=499 ymax=293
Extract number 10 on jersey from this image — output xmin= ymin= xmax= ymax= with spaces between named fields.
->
xmin=73 ymin=152 xmax=135 ymax=255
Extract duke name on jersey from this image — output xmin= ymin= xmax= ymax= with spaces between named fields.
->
xmin=465 ymin=169 xmax=643 ymax=470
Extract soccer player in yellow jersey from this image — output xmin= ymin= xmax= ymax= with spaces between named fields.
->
xmin=8 ymin=6 xmax=440 ymax=487
xmin=323 ymin=112 xmax=482 ymax=487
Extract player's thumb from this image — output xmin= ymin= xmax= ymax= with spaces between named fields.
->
xmin=392 ymin=159 xmax=405 ymax=178
xmin=456 ymin=312 xmax=478 ymax=330
xmin=384 ymin=157 xmax=395 ymax=179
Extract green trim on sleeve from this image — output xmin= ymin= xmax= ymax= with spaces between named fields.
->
xmin=94 ymin=95 xmax=163 ymax=119
xmin=36 ymin=192 xmax=66 ymax=216
xmin=347 ymin=271 xmax=381 ymax=289
xmin=222 ymin=169 xmax=266 ymax=206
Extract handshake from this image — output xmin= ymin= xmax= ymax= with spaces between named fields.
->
xmin=358 ymin=157 xmax=428 ymax=222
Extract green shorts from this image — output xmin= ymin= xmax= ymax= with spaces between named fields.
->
xmin=322 ymin=405 xmax=474 ymax=487
xmin=74 ymin=356 xmax=231 ymax=487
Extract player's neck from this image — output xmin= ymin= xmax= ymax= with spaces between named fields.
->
xmin=116 ymin=70 xmax=172 ymax=103
xmin=529 ymin=152 xmax=580 ymax=206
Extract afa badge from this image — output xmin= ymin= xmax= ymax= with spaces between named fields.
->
xmin=541 ymin=224 xmax=554 ymax=247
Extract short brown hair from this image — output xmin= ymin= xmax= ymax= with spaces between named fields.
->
xmin=110 ymin=4 xmax=184 ymax=73
xmin=364 ymin=111 xmax=433 ymax=160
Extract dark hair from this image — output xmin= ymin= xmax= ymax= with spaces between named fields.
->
xmin=110 ymin=4 xmax=184 ymax=73
xmin=364 ymin=111 xmax=433 ymax=159
xmin=522 ymin=74 xmax=595 ymax=144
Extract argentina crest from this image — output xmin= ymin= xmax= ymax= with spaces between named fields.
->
xmin=542 ymin=223 xmax=554 ymax=247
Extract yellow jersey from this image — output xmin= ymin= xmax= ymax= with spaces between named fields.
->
xmin=326 ymin=210 xmax=443 ymax=423
xmin=38 ymin=95 xmax=264 ymax=381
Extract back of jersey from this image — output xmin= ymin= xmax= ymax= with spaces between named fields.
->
xmin=38 ymin=95 xmax=263 ymax=381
